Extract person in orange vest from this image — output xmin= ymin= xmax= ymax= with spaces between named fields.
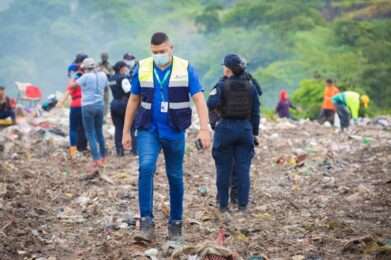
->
xmin=319 ymin=79 xmax=339 ymax=125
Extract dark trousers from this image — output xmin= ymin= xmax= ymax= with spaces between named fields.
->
xmin=319 ymin=109 xmax=335 ymax=125
xmin=77 ymin=126 xmax=88 ymax=152
xmin=0 ymin=110 xmax=15 ymax=121
xmin=69 ymin=107 xmax=87 ymax=148
xmin=216 ymin=162 xmax=239 ymax=204
xmin=111 ymin=99 xmax=136 ymax=155
xmin=213 ymin=119 xmax=254 ymax=209
xmin=335 ymin=104 xmax=350 ymax=129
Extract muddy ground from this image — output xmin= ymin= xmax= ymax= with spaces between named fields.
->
xmin=0 ymin=117 xmax=391 ymax=260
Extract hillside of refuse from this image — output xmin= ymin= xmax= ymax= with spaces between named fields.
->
xmin=1 ymin=110 xmax=391 ymax=260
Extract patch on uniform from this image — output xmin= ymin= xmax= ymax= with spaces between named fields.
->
xmin=121 ymin=78 xmax=131 ymax=93
xmin=209 ymin=88 xmax=217 ymax=95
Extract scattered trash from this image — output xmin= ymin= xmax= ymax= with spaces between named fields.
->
xmin=248 ymin=256 xmax=268 ymax=260
xmin=342 ymin=235 xmax=391 ymax=257
xmin=162 ymin=240 xmax=183 ymax=257
xmin=56 ymin=207 xmax=86 ymax=223
xmin=75 ymin=195 xmax=90 ymax=208
xmin=198 ymin=186 xmax=208 ymax=196
xmin=1 ymin=116 xmax=390 ymax=259
xmin=372 ymin=117 xmax=391 ymax=129
xmin=291 ymin=255 xmax=305 ymax=260
xmin=171 ymin=243 xmax=238 ymax=260
xmin=145 ymin=248 xmax=159 ymax=260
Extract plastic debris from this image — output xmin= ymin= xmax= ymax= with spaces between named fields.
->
xmin=1 ymin=116 xmax=390 ymax=259
xmin=145 ymin=248 xmax=159 ymax=260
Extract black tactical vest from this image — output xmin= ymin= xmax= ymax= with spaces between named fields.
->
xmin=110 ymin=74 xmax=131 ymax=100
xmin=221 ymin=77 xmax=252 ymax=119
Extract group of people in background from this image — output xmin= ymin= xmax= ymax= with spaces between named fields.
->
xmin=275 ymin=78 xmax=370 ymax=130
xmin=58 ymin=52 xmax=138 ymax=171
xmin=0 ymin=31 xmax=373 ymax=245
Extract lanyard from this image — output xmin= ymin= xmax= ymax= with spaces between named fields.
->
xmin=154 ymin=68 xmax=170 ymax=101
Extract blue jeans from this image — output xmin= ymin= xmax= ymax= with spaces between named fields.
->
xmin=69 ymin=107 xmax=86 ymax=147
xmin=136 ymin=130 xmax=185 ymax=223
xmin=82 ymin=103 xmax=106 ymax=161
xmin=213 ymin=119 xmax=254 ymax=209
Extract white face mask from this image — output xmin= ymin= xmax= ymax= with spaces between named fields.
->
xmin=125 ymin=60 xmax=135 ymax=69
xmin=153 ymin=53 xmax=170 ymax=67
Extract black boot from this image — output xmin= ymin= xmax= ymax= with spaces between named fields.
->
xmin=116 ymin=148 xmax=124 ymax=157
xmin=168 ymin=221 xmax=183 ymax=241
xmin=238 ymin=205 xmax=248 ymax=213
xmin=134 ymin=217 xmax=155 ymax=242
xmin=219 ymin=206 xmax=230 ymax=213
xmin=230 ymin=196 xmax=238 ymax=205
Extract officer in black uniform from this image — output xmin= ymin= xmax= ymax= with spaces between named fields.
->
xmin=207 ymin=54 xmax=260 ymax=212
xmin=209 ymin=57 xmax=262 ymax=206
xmin=109 ymin=61 xmax=134 ymax=156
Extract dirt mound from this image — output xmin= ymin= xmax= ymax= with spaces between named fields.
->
xmin=1 ymin=117 xmax=391 ymax=259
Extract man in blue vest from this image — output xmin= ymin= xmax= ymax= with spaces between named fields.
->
xmin=122 ymin=32 xmax=211 ymax=242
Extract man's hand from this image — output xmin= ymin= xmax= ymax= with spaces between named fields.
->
xmin=122 ymin=94 xmax=140 ymax=150
xmin=192 ymin=92 xmax=211 ymax=149
xmin=197 ymin=129 xmax=211 ymax=149
xmin=122 ymin=132 xmax=132 ymax=150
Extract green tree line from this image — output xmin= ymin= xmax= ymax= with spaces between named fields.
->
xmin=0 ymin=0 xmax=390 ymax=117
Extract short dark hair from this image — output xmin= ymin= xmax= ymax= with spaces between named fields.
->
xmin=151 ymin=32 xmax=169 ymax=45
xmin=326 ymin=79 xmax=333 ymax=84
xmin=0 ymin=86 xmax=5 ymax=90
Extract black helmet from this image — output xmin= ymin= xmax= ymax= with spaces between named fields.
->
xmin=223 ymin=54 xmax=246 ymax=75
xmin=123 ymin=52 xmax=136 ymax=61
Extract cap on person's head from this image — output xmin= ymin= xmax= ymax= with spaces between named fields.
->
xmin=150 ymin=32 xmax=169 ymax=45
xmin=223 ymin=54 xmax=246 ymax=75
xmin=326 ymin=79 xmax=334 ymax=85
xmin=279 ymin=89 xmax=288 ymax=101
xmin=0 ymin=86 xmax=5 ymax=91
xmin=123 ymin=53 xmax=136 ymax=61
xmin=114 ymin=61 xmax=128 ymax=72
xmin=361 ymin=95 xmax=370 ymax=108
xmin=81 ymin=58 xmax=97 ymax=69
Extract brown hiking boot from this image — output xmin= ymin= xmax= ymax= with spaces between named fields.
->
xmin=68 ymin=146 xmax=77 ymax=158
xmin=134 ymin=217 xmax=155 ymax=243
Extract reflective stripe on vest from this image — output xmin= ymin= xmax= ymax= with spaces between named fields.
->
xmin=141 ymin=102 xmax=152 ymax=110
xmin=138 ymin=56 xmax=190 ymax=110
xmin=169 ymin=101 xmax=190 ymax=109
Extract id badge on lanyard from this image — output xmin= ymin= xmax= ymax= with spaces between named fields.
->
xmin=161 ymin=102 xmax=168 ymax=113
xmin=154 ymin=68 xmax=170 ymax=113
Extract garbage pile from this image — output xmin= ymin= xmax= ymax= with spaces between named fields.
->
xmin=0 ymin=108 xmax=69 ymax=160
xmin=0 ymin=115 xmax=391 ymax=260
xmin=0 ymin=108 xmax=115 ymax=161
